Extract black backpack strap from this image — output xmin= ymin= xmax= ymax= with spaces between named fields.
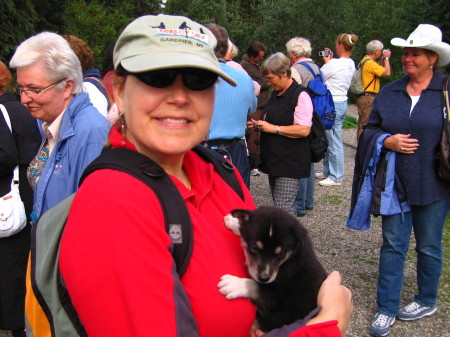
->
xmin=193 ymin=145 xmax=245 ymax=201
xmin=80 ymin=147 xmax=193 ymax=277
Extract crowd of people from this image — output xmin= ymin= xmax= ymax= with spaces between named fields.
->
xmin=0 ymin=13 xmax=448 ymax=337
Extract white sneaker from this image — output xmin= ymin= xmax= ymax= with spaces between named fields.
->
xmin=319 ymin=177 xmax=342 ymax=186
xmin=315 ymin=172 xmax=327 ymax=179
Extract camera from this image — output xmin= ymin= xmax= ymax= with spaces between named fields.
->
xmin=319 ymin=50 xmax=332 ymax=57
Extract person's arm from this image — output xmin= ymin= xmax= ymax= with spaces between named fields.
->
xmin=251 ymin=271 xmax=352 ymax=337
xmin=380 ymin=49 xmax=391 ymax=77
xmin=247 ymin=91 xmax=312 ymax=138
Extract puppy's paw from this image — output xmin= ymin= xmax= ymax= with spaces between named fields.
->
xmin=224 ymin=214 xmax=241 ymax=236
xmin=218 ymin=274 xmax=254 ymax=300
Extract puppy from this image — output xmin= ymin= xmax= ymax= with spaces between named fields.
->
xmin=218 ymin=206 xmax=327 ymax=331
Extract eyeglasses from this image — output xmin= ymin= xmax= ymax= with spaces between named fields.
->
xmin=14 ymin=79 xmax=66 ymax=97
xmin=133 ymin=68 xmax=218 ymax=91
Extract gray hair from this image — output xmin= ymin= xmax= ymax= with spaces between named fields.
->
xmin=366 ymin=40 xmax=384 ymax=55
xmin=286 ymin=37 xmax=312 ymax=58
xmin=261 ymin=52 xmax=292 ymax=77
xmin=10 ymin=32 xmax=83 ymax=94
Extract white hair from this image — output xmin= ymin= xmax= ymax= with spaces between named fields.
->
xmin=366 ymin=40 xmax=384 ymax=55
xmin=10 ymin=32 xmax=83 ymax=94
xmin=286 ymin=37 xmax=312 ymax=58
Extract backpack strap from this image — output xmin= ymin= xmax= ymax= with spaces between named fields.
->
xmin=80 ymin=147 xmax=194 ymax=277
xmin=193 ymin=145 xmax=245 ymax=201
xmin=358 ymin=59 xmax=377 ymax=93
xmin=84 ymin=76 xmax=113 ymax=109
xmin=299 ymin=61 xmax=322 ymax=79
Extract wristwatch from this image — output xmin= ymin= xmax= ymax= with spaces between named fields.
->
xmin=276 ymin=125 xmax=281 ymax=134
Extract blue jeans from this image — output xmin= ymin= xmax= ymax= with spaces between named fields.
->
xmin=295 ymin=163 xmax=315 ymax=214
xmin=323 ymin=100 xmax=347 ymax=183
xmin=376 ymin=197 xmax=450 ymax=316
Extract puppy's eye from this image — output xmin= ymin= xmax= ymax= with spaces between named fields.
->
xmin=249 ymin=243 xmax=259 ymax=253
xmin=275 ymin=250 xmax=286 ymax=259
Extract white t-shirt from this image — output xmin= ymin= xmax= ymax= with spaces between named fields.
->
xmin=83 ymin=82 xmax=108 ymax=118
xmin=321 ymin=58 xmax=355 ymax=102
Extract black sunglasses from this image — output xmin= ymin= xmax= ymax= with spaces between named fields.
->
xmin=133 ymin=68 xmax=218 ymax=91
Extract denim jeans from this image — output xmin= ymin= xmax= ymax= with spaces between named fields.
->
xmin=376 ymin=197 xmax=450 ymax=316
xmin=295 ymin=163 xmax=315 ymax=214
xmin=323 ymin=101 xmax=347 ymax=183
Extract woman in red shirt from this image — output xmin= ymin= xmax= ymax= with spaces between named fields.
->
xmin=59 ymin=14 xmax=352 ymax=337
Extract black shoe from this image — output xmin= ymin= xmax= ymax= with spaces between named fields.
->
xmin=297 ymin=211 xmax=306 ymax=217
xmin=305 ymin=206 xmax=314 ymax=211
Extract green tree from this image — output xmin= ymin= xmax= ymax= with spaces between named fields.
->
xmin=0 ymin=0 xmax=36 ymax=62
xmin=62 ymin=0 xmax=135 ymax=68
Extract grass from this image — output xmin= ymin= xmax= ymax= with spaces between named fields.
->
xmin=441 ymin=214 xmax=449 ymax=311
xmin=323 ymin=195 xmax=343 ymax=205
xmin=343 ymin=115 xmax=358 ymax=129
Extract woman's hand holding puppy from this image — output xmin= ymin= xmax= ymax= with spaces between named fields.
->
xmin=250 ymin=271 xmax=352 ymax=336
xmin=306 ymin=271 xmax=353 ymax=334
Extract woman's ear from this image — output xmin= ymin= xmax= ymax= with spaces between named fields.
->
xmin=63 ymin=79 xmax=75 ymax=98
xmin=113 ymin=74 xmax=125 ymax=113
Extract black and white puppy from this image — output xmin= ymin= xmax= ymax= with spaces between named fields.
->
xmin=218 ymin=206 xmax=327 ymax=332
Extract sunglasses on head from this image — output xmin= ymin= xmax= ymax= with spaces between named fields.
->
xmin=133 ymin=68 xmax=219 ymax=91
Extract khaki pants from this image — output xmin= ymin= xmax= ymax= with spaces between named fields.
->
xmin=356 ymin=93 xmax=376 ymax=140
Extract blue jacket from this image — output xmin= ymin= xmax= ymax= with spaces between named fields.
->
xmin=32 ymin=93 xmax=110 ymax=221
xmin=346 ymin=128 xmax=410 ymax=231
xmin=367 ymin=72 xmax=450 ymax=205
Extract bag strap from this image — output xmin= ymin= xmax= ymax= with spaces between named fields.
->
xmin=299 ymin=61 xmax=322 ymax=80
xmin=84 ymin=76 xmax=113 ymax=108
xmin=193 ymin=145 xmax=244 ymax=201
xmin=441 ymin=76 xmax=450 ymax=141
xmin=0 ymin=104 xmax=19 ymax=182
xmin=80 ymin=147 xmax=194 ymax=277
xmin=358 ymin=59 xmax=377 ymax=93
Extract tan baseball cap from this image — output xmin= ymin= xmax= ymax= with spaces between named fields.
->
xmin=114 ymin=14 xmax=237 ymax=86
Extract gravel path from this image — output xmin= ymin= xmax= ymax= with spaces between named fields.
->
xmin=1 ymin=106 xmax=448 ymax=337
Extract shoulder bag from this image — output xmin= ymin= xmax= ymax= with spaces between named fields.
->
xmin=435 ymin=76 xmax=450 ymax=182
xmin=0 ymin=104 xmax=27 ymax=237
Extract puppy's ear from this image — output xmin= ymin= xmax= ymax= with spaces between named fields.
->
xmin=230 ymin=209 xmax=251 ymax=226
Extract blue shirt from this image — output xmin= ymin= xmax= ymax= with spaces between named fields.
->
xmin=367 ymin=72 xmax=450 ymax=206
xmin=208 ymin=62 xmax=257 ymax=140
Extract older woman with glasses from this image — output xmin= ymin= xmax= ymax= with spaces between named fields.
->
xmin=53 ymin=15 xmax=352 ymax=337
xmin=9 ymin=32 xmax=110 ymax=222
xmin=248 ymin=52 xmax=314 ymax=217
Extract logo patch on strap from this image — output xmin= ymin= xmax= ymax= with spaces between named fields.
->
xmin=169 ymin=224 xmax=182 ymax=244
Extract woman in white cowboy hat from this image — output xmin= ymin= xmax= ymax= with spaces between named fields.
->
xmin=365 ymin=24 xmax=450 ymax=337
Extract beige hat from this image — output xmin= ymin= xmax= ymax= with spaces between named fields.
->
xmin=391 ymin=24 xmax=450 ymax=67
xmin=113 ymin=14 xmax=236 ymax=86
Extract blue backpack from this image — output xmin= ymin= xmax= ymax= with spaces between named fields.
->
xmin=299 ymin=62 xmax=336 ymax=130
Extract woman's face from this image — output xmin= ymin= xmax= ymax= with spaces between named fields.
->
xmin=401 ymin=47 xmax=437 ymax=77
xmin=16 ymin=60 xmax=73 ymax=123
xmin=265 ymin=72 xmax=289 ymax=92
xmin=114 ymin=73 xmax=215 ymax=161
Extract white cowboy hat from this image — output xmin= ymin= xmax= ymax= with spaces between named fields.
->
xmin=391 ymin=24 xmax=450 ymax=67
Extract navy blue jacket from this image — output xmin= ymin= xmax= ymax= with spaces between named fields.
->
xmin=367 ymin=72 xmax=450 ymax=206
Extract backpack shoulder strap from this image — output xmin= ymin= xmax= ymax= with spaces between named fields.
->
xmin=81 ymin=147 xmax=194 ymax=277
xmin=192 ymin=145 xmax=245 ymax=201
xmin=358 ymin=58 xmax=370 ymax=70
xmin=299 ymin=61 xmax=319 ymax=79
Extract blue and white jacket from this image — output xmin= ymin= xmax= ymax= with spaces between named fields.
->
xmin=31 ymin=93 xmax=110 ymax=222
xmin=346 ymin=127 xmax=410 ymax=231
